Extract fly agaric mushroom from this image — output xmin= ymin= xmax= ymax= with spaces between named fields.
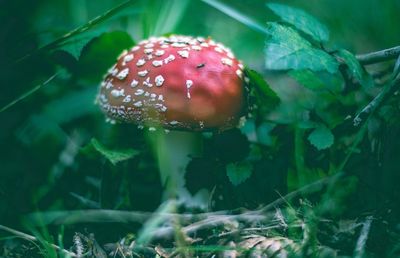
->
xmin=96 ymin=35 xmax=246 ymax=206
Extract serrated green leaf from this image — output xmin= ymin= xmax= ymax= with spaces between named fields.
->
xmin=307 ymin=125 xmax=334 ymax=150
xmin=267 ymin=3 xmax=329 ymax=42
xmin=245 ymin=68 xmax=280 ymax=109
xmin=289 ymin=69 xmax=325 ymax=90
xmin=336 ymin=49 xmax=374 ymax=89
xmin=83 ymin=138 xmax=140 ymax=165
xmin=226 ymin=162 xmax=253 ymax=186
xmin=265 ymin=23 xmax=338 ymax=74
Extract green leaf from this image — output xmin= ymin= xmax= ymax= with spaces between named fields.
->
xmin=226 ymin=161 xmax=253 ymax=186
xmin=82 ymin=138 xmax=140 ymax=165
xmin=265 ymin=23 xmax=338 ymax=74
xmin=336 ymin=49 xmax=374 ymax=89
xmin=267 ymin=3 xmax=329 ymax=42
xmin=288 ymin=69 xmax=325 ymax=90
xmin=57 ymin=28 xmax=107 ymax=60
xmin=245 ymin=68 xmax=280 ymax=109
xmin=79 ymin=31 xmax=135 ymax=81
xmin=307 ymin=125 xmax=334 ymax=150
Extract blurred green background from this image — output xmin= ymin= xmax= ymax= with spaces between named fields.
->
xmin=1 ymin=0 xmax=400 ymax=255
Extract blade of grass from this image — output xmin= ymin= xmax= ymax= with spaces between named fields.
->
xmin=15 ymin=0 xmax=136 ymax=63
xmin=201 ymin=0 xmax=268 ymax=35
xmin=0 ymin=225 xmax=77 ymax=257
xmin=0 ymin=73 xmax=58 ymax=113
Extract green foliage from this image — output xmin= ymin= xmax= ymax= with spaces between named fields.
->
xmin=288 ymin=69 xmax=326 ymax=91
xmin=226 ymin=161 xmax=253 ymax=186
xmin=336 ymin=49 xmax=374 ymax=89
xmin=82 ymin=138 xmax=140 ymax=165
xmin=267 ymin=3 xmax=329 ymax=42
xmin=245 ymin=68 xmax=280 ymax=109
xmin=307 ymin=125 xmax=334 ymax=150
xmin=264 ymin=22 xmax=338 ymax=73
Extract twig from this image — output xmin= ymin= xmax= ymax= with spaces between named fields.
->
xmin=353 ymin=216 xmax=373 ymax=258
xmin=356 ymin=45 xmax=400 ymax=65
xmin=353 ymin=73 xmax=400 ymax=127
xmin=0 ymin=224 xmax=77 ymax=257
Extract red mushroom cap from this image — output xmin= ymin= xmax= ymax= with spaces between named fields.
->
xmin=97 ymin=35 xmax=246 ymax=131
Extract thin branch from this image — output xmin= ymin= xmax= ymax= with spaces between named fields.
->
xmin=356 ymin=45 xmax=400 ymax=65
xmin=0 ymin=224 xmax=77 ymax=257
xmin=353 ymin=73 xmax=400 ymax=127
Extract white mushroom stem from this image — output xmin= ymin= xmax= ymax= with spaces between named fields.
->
xmin=150 ymin=131 xmax=206 ymax=207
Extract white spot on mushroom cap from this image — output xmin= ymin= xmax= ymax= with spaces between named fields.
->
xmin=144 ymin=43 xmax=154 ymax=48
xmin=133 ymin=101 xmax=143 ymax=107
xmin=138 ymin=70 xmax=149 ymax=77
xmin=134 ymin=89 xmax=144 ymax=96
xmin=186 ymin=80 xmax=193 ymax=99
xmin=236 ymin=69 xmax=243 ymax=78
xmin=144 ymin=48 xmax=153 ymax=54
xmin=155 ymin=49 xmax=165 ymax=56
xmin=155 ymin=75 xmax=165 ymax=87
xmin=136 ymin=59 xmax=146 ymax=67
xmin=111 ymin=89 xmax=125 ymax=98
xmin=177 ymin=50 xmax=189 ymax=58
xmin=152 ymin=60 xmax=163 ymax=67
xmin=143 ymin=77 xmax=153 ymax=87
xmin=122 ymin=54 xmax=134 ymax=65
xmin=123 ymin=95 xmax=131 ymax=103
xmin=164 ymin=54 xmax=175 ymax=64
xmin=214 ymin=47 xmax=223 ymax=53
xmin=221 ymin=57 xmax=233 ymax=66
xmin=116 ymin=68 xmax=129 ymax=80
xmin=131 ymin=79 xmax=139 ymax=87
xmin=192 ymin=45 xmax=201 ymax=51
xmin=131 ymin=46 xmax=140 ymax=51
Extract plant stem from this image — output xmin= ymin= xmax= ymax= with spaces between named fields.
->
xmin=356 ymin=45 xmax=400 ymax=65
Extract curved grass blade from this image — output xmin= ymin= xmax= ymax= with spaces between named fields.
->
xmin=201 ymin=0 xmax=268 ymax=35
xmin=15 ymin=0 xmax=136 ymax=63
xmin=0 ymin=73 xmax=58 ymax=113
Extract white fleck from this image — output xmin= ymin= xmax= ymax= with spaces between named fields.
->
xmin=99 ymin=94 xmax=107 ymax=103
xmin=158 ymin=95 xmax=164 ymax=101
xmin=221 ymin=57 xmax=233 ymax=66
xmin=144 ymin=92 xmax=150 ymax=97
xmin=155 ymin=75 xmax=165 ymax=87
xmin=164 ymin=54 xmax=175 ymax=64
xmin=227 ymin=52 xmax=235 ymax=59
xmin=133 ymin=101 xmax=143 ymax=107
xmin=123 ymin=95 xmax=131 ymax=103
xmin=108 ymin=67 xmax=118 ymax=76
xmin=186 ymin=79 xmax=193 ymax=99
xmin=171 ymin=42 xmax=186 ymax=48
xmin=164 ymin=129 xmax=170 ymax=133
xmin=131 ymin=46 xmax=140 ymax=52
xmin=134 ymin=89 xmax=144 ymax=96
xmin=200 ymin=43 xmax=209 ymax=47
xmin=152 ymin=60 xmax=163 ymax=67
xmin=111 ymin=89 xmax=124 ymax=98
xmin=116 ymin=68 xmax=129 ymax=80
xmin=169 ymin=120 xmax=179 ymax=125
xmin=209 ymin=40 xmax=216 ymax=46
xmin=131 ymin=79 xmax=139 ymax=87
xmin=118 ymin=50 xmax=128 ymax=59
xmin=149 ymin=127 xmax=156 ymax=131
xmin=105 ymin=80 xmax=114 ymax=89
xmin=160 ymin=106 xmax=167 ymax=112
xmin=144 ymin=43 xmax=154 ymax=48
xmin=136 ymin=58 xmax=146 ymax=67
xmin=192 ymin=45 xmax=202 ymax=51
xmin=214 ymin=47 xmax=223 ymax=53
xmin=150 ymin=93 xmax=157 ymax=99
xmin=123 ymin=54 xmax=134 ymax=65
xmin=186 ymin=79 xmax=193 ymax=89
xmin=143 ymin=77 xmax=153 ymax=87
xmin=238 ymin=63 xmax=244 ymax=69
xmin=138 ymin=70 xmax=149 ymax=77
xmin=144 ymin=48 xmax=153 ymax=54
xmin=160 ymin=44 xmax=169 ymax=49
xmin=244 ymin=77 xmax=250 ymax=84
xmin=155 ymin=49 xmax=165 ymax=56
xmin=236 ymin=69 xmax=243 ymax=78
xmin=146 ymin=54 xmax=153 ymax=60
xmin=177 ymin=50 xmax=189 ymax=58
